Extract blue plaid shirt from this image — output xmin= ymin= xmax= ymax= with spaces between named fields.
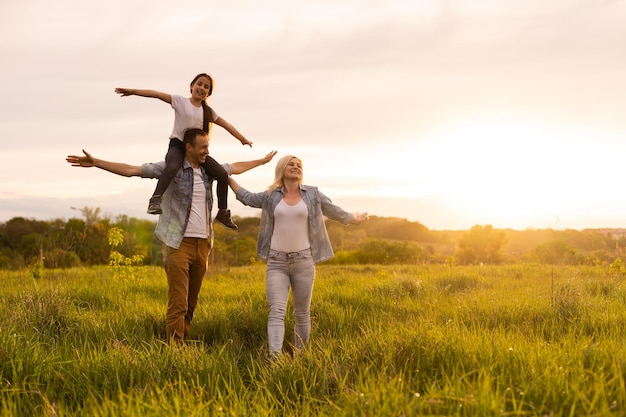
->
xmin=235 ymin=184 xmax=354 ymax=264
xmin=142 ymin=160 xmax=232 ymax=249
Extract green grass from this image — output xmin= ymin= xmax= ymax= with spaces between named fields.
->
xmin=1 ymin=264 xmax=625 ymax=416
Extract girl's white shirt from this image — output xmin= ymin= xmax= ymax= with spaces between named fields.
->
xmin=169 ymin=95 xmax=217 ymax=141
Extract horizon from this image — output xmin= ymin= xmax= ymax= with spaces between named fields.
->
xmin=3 ymin=198 xmax=626 ymax=233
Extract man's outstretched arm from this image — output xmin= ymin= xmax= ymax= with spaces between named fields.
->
xmin=67 ymin=149 xmax=277 ymax=178
xmin=230 ymin=150 xmax=277 ymax=175
xmin=66 ymin=150 xmax=143 ymax=177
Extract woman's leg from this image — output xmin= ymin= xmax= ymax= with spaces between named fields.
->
xmin=265 ymin=252 xmax=291 ymax=357
xmin=290 ymin=251 xmax=316 ymax=351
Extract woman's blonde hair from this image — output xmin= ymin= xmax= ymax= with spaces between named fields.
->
xmin=267 ymin=155 xmax=303 ymax=194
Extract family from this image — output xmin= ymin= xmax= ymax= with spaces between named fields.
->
xmin=66 ymin=73 xmax=368 ymax=358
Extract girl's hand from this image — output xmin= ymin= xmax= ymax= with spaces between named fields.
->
xmin=115 ymin=88 xmax=133 ymax=97
xmin=241 ymin=138 xmax=253 ymax=148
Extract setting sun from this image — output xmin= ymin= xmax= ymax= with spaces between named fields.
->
xmin=407 ymin=115 xmax=623 ymax=229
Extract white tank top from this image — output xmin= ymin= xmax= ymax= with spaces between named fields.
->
xmin=270 ymin=199 xmax=310 ymax=252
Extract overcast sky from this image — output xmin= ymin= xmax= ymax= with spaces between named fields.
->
xmin=1 ymin=0 xmax=625 ymax=230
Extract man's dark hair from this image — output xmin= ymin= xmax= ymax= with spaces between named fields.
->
xmin=183 ymin=128 xmax=207 ymax=147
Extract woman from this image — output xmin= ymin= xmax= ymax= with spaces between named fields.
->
xmin=228 ymin=155 xmax=368 ymax=358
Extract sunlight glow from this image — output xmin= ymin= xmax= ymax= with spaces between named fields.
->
xmin=406 ymin=115 xmax=622 ymax=227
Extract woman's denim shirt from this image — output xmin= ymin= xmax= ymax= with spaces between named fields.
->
xmin=235 ymin=184 xmax=354 ymax=264
xmin=142 ymin=160 xmax=232 ymax=249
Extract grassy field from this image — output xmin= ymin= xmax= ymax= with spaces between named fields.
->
xmin=1 ymin=263 xmax=625 ymax=416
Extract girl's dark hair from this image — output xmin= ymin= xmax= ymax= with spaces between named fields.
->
xmin=189 ymin=73 xmax=215 ymax=136
xmin=190 ymin=73 xmax=214 ymax=97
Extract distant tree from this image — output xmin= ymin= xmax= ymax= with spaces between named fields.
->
xmin=504 ymin=228 xmax=556 ymax=258
xmin=0 ymin=249 xmax=12 ymax=269
xmin=331 ymin=238 xmax=427 ymax=265
xmin=72 ymin=206 xmax=106 ymax=227
xmin=531 ymin=239 xmax=583 ymax=265
xmin=326 ymin=222 xmax=367 ymax=251
xmin=64 ymin=207 xmax=112 ymax=265
xmin=113 ymin=215 xmax=159 ymax=262
xmin=217 ymin=236 xmax=258 ymax=266
xmin=557 ymin=229 xmax=613 ymax=252
xmin=64 ymin=218 xmax=87 ymax=256
xmin=586 ymin=249 xmax=612 ymax=266
xmin=4 ymin=217 xmax=48 ymax=248
xmin=458 ymin=224 xmax=507 ymax=264
xmin=44 ymin=248 xmax=81 ymax=269
xmin=359 ymin=216 xmax=432 ymax=242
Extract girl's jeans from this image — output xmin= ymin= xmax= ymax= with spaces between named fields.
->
xmin=266 ymin=248 xmax=315 ymax=355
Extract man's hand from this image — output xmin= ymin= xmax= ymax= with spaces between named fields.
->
xmin=230 ymin=150 xmax=278 ymax=175
xmin=65 ymin=150 xmax=141 ymax=177
xmin=66 ymin=150 xmax=96 ymax=168
xmin=262 ymin=150 xmax=278 ymax=164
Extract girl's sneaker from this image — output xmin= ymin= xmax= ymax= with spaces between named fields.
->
xmin=147 ymin=195 xmax=162 ymax=215
xmin=215 ymin=209 xmax=238 ymax=230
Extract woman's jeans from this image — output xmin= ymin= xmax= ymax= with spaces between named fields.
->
xmin=266 ymin=248 xmax=315 ymax=355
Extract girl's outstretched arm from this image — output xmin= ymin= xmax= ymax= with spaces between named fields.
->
xmin=114 ymin=88 xmax=172 ymax=104
xmin=214 ymin=116 xmax=253 ymax=147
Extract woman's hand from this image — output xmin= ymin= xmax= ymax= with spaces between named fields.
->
xmin=351 ymin=212 xmax=369 ymax=225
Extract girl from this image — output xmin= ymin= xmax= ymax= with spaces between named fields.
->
xmin=115 ymin=73 xmax=252 ymax=229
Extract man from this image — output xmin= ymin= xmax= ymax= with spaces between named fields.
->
xmin=67 ymin=128 xmax=276 ymax=342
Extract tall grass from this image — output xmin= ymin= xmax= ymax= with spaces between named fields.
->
xmin=1 ymin=264 xmax=625 ymax=416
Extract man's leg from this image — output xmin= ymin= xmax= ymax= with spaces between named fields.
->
xmin=163 ymin=239 xmax=195 ymax=342
xmin=184 ymin=239 xmax=210 ymax=339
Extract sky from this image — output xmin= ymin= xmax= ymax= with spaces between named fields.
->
xmin=1 ymin=0 xmax=626 ymax=231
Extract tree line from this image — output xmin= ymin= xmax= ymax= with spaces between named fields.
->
xmin=1 ymin=206 xmax=625 ymax=269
